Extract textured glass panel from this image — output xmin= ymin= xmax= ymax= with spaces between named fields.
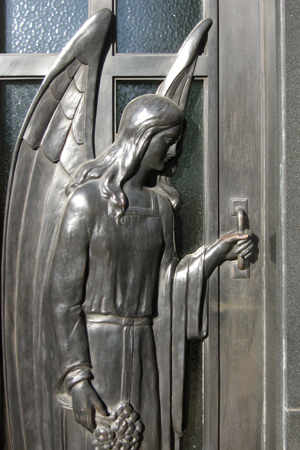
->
xmin=116 ymin=81 xmax=159 ymax=130
xmin=116 ymin=80 xmax=203 ymax=448
xmin=172 ymin=81 xmax=203 ymax=257
xmin=117 ymin=0 xmax=203 ymax=53
xmin=5 ymin=0 xmax=88 ymax=53
xmin=0 ymin=81 xmax=40 ymax=233
xmin=288 ymin=413 xmax=300 ymax=450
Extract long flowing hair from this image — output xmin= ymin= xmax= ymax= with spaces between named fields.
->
xmin=69 ymin=94 xmax=185 ymax=222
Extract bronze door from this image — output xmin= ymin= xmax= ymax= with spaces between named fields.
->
xmin=0 ymin=0 xmax=279 ymax=449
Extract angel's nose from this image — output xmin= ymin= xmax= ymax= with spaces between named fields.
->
xmin=167 ymin=144 xmax=177 ymax=157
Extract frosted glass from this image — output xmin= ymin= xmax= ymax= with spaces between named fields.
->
xmin=116 ymin=81 xmax=159 ymax=131
xmin=173 ymin=81 xmax=204 ymax=257
xmin=117 ymin=0 xmax=203 ymax=53
xmin=5 ymin=0 xmax=88 ymax=53
xmin=0 ymin=81 xmax=40 ymax=232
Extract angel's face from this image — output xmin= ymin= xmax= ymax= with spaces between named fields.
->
xmin=140 ymin=125 xmax=183 ymax=173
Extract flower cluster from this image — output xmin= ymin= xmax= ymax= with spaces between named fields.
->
xmin=93 ymin=402 xmax=143 ymax=450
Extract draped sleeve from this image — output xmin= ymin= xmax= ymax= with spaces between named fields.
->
xmin=153 ymin=192 xmax=208 ymax=448
xmin=174 ymin=246 xmax=207 ymax=341
xmin=172 ymin=246 xmax=207 ymax=442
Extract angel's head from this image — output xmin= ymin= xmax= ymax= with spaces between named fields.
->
xmin=117 ymin=94 xmax=185 ymax=155
xmin=70 ymin=94 xmax=185 ymax=221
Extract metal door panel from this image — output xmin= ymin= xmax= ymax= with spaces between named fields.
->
xmin=219 ymin=0 xmax=277 ymax=448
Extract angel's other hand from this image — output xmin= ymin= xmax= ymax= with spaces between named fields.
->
xmin=71 ymin=380 xmax=108 ymax=432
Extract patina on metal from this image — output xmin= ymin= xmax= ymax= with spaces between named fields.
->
xmin=2 ymin=9 xmax=254 ymax=450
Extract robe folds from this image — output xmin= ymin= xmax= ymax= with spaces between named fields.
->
xmin=48 ymin=183 xmax=207 ymax=450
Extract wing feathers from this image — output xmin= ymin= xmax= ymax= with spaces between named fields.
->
xmin=156 ymin=18 xmax=212 ymax=110
xmin=14 ymin=150 xmax=56 ymax=447
xmin=60 ymin=128 xmax=85 ymax=176
xmin=40 ymin=104 xmax=72 ymax=162
xmin=61 ymin=79 xmax=84 ymax=119
xmin=66 ymin=58 xmax=82 ymax=79
xmin=23 ymin=90 xmax=59 ymax=149
xmin=72 ymin=95 xmax=84 ymax=145
xmin=24 ymin=61 xmax=86 ymax=163
xmin=74 ymin=64 xmax=87 ymax=93
xmin=50 ymin=69 xmax=73 ymax=101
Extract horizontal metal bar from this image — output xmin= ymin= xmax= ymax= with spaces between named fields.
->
xmin=109 ymin=54 xmax=209 ymax=77
xmin=0 ymin=54 xmax=58 ymax=78
xmin=285 ymin=408 xmax=300 ymax=414
xmin=0 ymin=52 xmax=209 ymax=80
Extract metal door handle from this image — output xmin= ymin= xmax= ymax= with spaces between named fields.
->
xmin=231 ymin=199 xmax=249 ymax=278
xmin=236 ymin=206 xmax=245 ymax=270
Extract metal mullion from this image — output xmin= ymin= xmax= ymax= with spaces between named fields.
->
xmin=0 ymin=54 xmax=57 ymax=79
xmin=109 ymin=54 xmax=209 ymax=78
xmin=202 ymin=0 xmax=219 ymax=449
xmin=110 ymin=54 xmax=176 ymax=77
xmin=89 ymin=0 xmax=112 ymax=16
xmin=95 ymin=61 xmax=114 ymax=156
xmin=90 ymin=0 xmax=115 ymax=156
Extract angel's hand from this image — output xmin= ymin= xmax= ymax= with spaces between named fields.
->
xmin=204 ymin=230 xmax=254 ymax=278
xmin=71 ymin=380 xmax=108 ymax=432
xmin=216 ymin=229 xmax=253 ymax=262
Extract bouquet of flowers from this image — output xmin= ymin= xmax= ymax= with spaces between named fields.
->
xmin=58 ymin=396 xmax=143 ymax=450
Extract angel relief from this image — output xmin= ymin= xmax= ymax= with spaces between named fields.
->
xmin=2 ymin=8 xmax=254 ymax=450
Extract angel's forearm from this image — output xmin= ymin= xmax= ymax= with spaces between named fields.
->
xmin=204 ymin=240 xmax=223 ymax=279
xmin=53 ymin=301 xmax=91 ymax=378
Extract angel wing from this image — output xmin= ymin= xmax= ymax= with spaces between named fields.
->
xmin=2 ymin=9 xmax=112 ymax=449
xmin=157 ymin=18 xmax=212 ymax=109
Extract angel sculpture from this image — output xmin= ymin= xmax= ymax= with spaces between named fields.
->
xmin=2 ymin=8 xmax=254 ymax=450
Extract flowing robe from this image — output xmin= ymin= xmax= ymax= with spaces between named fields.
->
xmin=48 ymin=180 xmax=206 ymax=450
